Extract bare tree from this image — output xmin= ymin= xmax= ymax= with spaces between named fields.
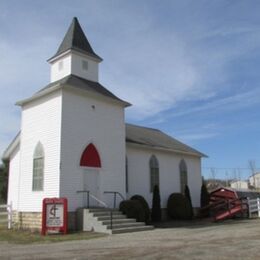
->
xmin=248 ymin=160 xmax=256 ymax=174
xmin=248 ymin=160 xmax=256 ymax=188
xmin=237 ymin=168 xmax=241 ymax=181
xmin=210 ymin=168 xmax=216 ymax=180
xmin=233 ymin=169 xmax=237 ymax=181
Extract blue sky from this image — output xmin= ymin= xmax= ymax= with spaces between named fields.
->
xmin=0 ymin=0 xmax=260 ymax=179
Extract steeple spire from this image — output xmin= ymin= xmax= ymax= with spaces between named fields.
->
xmin=50 ymin=17 xmax=102 ymax=61
xmin=48 ymin=18 xmax=102 ymax=83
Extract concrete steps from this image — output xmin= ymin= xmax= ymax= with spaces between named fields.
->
xmin=111 ymin=225 xmax=154 ymax=234
xmin=97 ymin=214 xmax=127 ymax=221
xmin=107 ymin=221 xmax=145 ymax=229
xmin=102 ymin=218 xmax=137 ymax=225
xmin=77 ymin=208 xmax=154 ymax=234
xmin=91 ymin=211 xmax=122 ymax=217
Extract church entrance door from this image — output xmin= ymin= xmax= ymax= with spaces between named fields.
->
xmin=83 ymin=169 xmax=100 ymax=207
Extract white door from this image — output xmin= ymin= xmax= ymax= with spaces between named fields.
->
xmin=82 ymin=169 xmax=100 ymax=207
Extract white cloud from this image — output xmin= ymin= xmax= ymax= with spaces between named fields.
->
xmin=177 ymin=132 xmax=219 ymax=142
xmin=0 ymin=107 xmax=20 ymax=157
xmin=102 ymin=30 xmax=205 ymax=119
xmin=167 ymin=88 xmax=260 ymax=119
xmin=166 ymin=122 xmax=221 ymax=144
xmin=1 ymin=1 xmax=260 ymax=155
xmin=96 ymin=7 xmax=260 ymax=121
xmin=0 ymin=35 xmax=57 ymax=157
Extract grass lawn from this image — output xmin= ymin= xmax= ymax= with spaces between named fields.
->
xmin=0 ymin=225 xmax=106 ymax=244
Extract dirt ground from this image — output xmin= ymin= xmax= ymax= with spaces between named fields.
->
xmin=1 ymin=219 xmax=260 ymax=259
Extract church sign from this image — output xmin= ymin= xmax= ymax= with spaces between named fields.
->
xmin=41 ymin=198 xmax=68 ymax=235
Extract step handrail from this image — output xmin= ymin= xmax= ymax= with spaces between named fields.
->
xmin=89 ymin=193 xmax=109 ymax=208
xmin=77 ymin=190 xmax=91 ymax=208
xmin=104 ymin=191 xmax=125 ymax=208
xmin=77 ymin=190 xmax=109 ymax=208
xmin=77 ymin=190 xmax=113 ymax=229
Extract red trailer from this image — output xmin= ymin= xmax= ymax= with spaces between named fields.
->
xmin=208 ymin=187 xmax=248 ymax=221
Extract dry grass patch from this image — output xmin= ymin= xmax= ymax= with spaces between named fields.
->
xmin=0 ymin=225 xmax=106 ymax=244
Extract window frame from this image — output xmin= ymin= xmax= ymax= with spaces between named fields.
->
xmin=82 ymin=60 xmax=88 ymax=71
xmin=32 ymin=142 xmax=44 ymax=191
xmin=58 ymin=60 xmax=64 ymax=71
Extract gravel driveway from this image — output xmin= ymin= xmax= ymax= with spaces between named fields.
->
xmin=1 ymin=219 xmax=260 ymax=259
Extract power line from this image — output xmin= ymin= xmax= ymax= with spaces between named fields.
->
xmin=202 ymin=167 xmax=260 ymax=170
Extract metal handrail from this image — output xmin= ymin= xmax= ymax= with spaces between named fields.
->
xmin=77 ymin=190 xmax=113 ymax=229
xmin=104 ymin=191 xmax=125 ymax=208
xmin=77 ymin=190 xmax=90 ymax=208
xmin=77 ymin=190 xmax=109 ymax=208
xmin=89 ymin=193 xmax=109 ymax=208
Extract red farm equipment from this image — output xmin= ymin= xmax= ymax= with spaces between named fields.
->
xmin=201 ymin=187 xmax=249 ymax=221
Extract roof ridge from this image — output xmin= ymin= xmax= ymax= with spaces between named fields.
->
xmin=17 ymin=74 xmax=131 ymax=107
xmin=126 ymin=123 xmax=161 ymax=132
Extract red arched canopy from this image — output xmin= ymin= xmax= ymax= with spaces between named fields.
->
xmin=80 ymin=143 xmax=101 ymax=168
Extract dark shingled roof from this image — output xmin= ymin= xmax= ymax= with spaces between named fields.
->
xmin=3 ymin=125 xmax=205 ymax=159
xmin=35 ymin=74 xmax=129 ymax=106
xmin=49 ymin=17 xmax=102 ymax=61
xmin=126 ymin=124 xmax=206 ymax=157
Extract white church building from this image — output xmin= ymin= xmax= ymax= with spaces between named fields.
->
xmin=3 ymin=18 xmax=205 ymax=229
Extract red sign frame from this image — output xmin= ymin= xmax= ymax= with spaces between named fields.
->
xmin=41 ymin=197 xmax=68 ymax=235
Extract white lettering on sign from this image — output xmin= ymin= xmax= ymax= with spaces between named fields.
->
xmin=46 ymin=204 xmax=64 ymax=227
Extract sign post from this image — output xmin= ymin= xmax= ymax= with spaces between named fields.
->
xmin=42 ymin=198 xmax=68 ymax=235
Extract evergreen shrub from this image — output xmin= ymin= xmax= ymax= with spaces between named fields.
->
xmin=151 ymin=185 xmax=162 ymax=222
xmin=167 ymin=193 xmax=193 ymax=220
xmin=184 ymin=185 xmax=194 ymax=218
xmin=131 ymin=195 xmax=150 ymax=223
xmin=200 ymin=181 xmax=210 ymax=217
xmin=119 ymin=200 xmax=145 ymax=222
xmin=200 ymin=182 xmax=210 ymax=208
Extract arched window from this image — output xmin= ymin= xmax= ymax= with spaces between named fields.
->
xmin=150 ymin=155 xmax=159 ymax=192
xmin=32 ymin=142 xmax=44 ymax=191
xmin=179 ymin=159 xmax=188 ymax=194
xmin=80 ymin=143 xmax=101 ymax=168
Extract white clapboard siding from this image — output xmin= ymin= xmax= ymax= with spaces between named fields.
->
xmin=50 ymin=52 xmax=99 ymax=83
xmin=126 ymin=145 xmax=202 ymax=208
xmin=7 ymin=146 xmax=20 ymax=211
xmin=18 ymin=90 xmax=62 ymax=212
xmin=59 ymin=89 xmax=126 ymax=211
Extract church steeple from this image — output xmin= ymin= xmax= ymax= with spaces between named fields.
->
xmin=48 ymin=17 xmax=102 ymax=83
xmin=50 ymin=17 xmax=102 ymax=61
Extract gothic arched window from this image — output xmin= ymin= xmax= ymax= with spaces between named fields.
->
xmin=32 ymin=142 xmax=44 ymax=191
xmin=80 ymin=143 xmax=101 ymax=168
xmin=150 ymin=155 xmax=159 ymax=192
xmin=179 ymin=159 xmax=188 ymax=194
